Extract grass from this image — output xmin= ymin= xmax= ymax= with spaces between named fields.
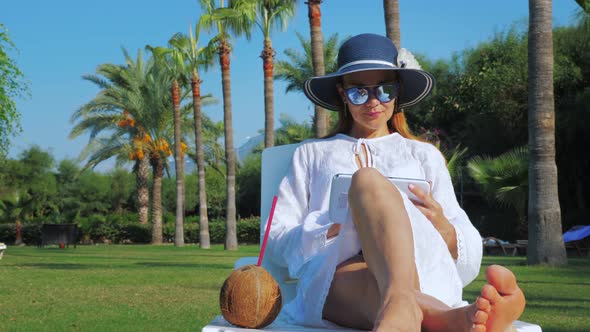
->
xmin=0 ymin=245 xmax=588 ymax=331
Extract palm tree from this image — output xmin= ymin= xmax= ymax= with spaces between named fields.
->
xmin=70 ymin=50 xmax=153 ymax=227
xmin=274 ymin=32 xmax=341 ymax=129
xmin=467 ymin=146 xmax=529 ymax=236
xmin=200 ymin=0 xmax=254 ymax=250
xmin=274 ymin=32 xmax=341 ymax=94
xmin=383 ymin=0 xmax=401 ymax=48
xmin=165 ymin=26 xmax=216 ymax=249
xmin=198 ymin=116 xmax=226 ymax=174
xmin=250 ymin=0 xmax=296 ymax=148
xmin=306 ymin=0 xmax=328 ymax=137
xmin=274 ymin=114 xmax=314 ymax=145
xmin=147 ymin=41 xmax=193 ymax=247
xmin=443 ymin=145 xmax=468 ymax=186
xmin=527 ymin=0 xmax=567 ymax=265
xmin=0 ymin=192 xmax=26 ymax=245
xmin=71 ymin=50 xmax=181 ymax=245
xmin=143 ymin=65 xmax=185 ymax=245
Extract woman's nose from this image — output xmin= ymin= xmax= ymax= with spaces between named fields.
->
xmin=365 ymin=92 xmax=380 ymax=107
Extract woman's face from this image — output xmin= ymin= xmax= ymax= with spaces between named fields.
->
xmin=338 ymin=70 xmax=397 ymax=138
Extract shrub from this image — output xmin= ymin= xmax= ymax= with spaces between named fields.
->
xmin=22 ymin=223 xmax=43 ymax=245
xmin=0 ymin=223 xmax=15 ymax=244
xmin=121 ymin=223 xmax=151 ymax=243
xmin=184 ymin=224 xmax=199 ymax=243
xmin=0 ymin=215 xmax=262 ymax=245
xmin=237 ymin=217 xmax=261 ymax=244
xmin=208 ymin=220 xmax=226 ymax=244
xmin=0 ymin=223 xmax=43 ymax=245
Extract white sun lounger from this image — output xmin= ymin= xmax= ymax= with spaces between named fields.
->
xmin=202 ymin=144 xmax=541 ymax=332
xmin=0 ymin=242 xmax=6 ymax=260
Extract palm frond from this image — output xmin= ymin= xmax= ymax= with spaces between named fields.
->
xmin=467 ymin=145 xmax=528 ymax=211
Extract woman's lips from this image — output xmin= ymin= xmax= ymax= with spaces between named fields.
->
xmin=365 ymin=111 xmax=381 ymax=118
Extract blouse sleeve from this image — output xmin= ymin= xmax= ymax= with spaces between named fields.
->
xmin=428 ymin=147 xmax=483 ymax=287
xmin=266 ymin=144 xmax=335 ymax=279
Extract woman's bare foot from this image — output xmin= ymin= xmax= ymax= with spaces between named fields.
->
xmin=481 ymin=265 xmax=526 ymax=332
xmin=419 ymin=293 xmax=489 ymax=332
xmin=465 ymin=296 xmax=491 ymax=332
xmin=373 ymin=291 xmax=422 ymax=332
xmin=419 ymin=265 xmax=525 ymax=332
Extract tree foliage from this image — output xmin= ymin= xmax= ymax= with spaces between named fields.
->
xmin=399 ymin=20 xmax=589 ymax=238
xmin=274 ymin=32 xmax=342 ymax=94
xmin=0 ymin=24 xmax=29 ymax=156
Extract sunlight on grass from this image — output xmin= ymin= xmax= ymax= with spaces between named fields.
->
xmin=464 ymin=257 xmax=590 ymax=332
xmin=0 ymin=245 xmax=259 ymax=331
xmin=1 ymin=246 xmax=588 ymax=331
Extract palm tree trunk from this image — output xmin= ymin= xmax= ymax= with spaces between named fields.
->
xmin=307 ymin=0 xmax=328 ymax=137
xmin=383 ymin=0 xmax=401 ymax=49
xmin=151 ymin=155 xmax=164 ymax=244
xmin=219 ymin=39 xmax=238 ymax=251
xmin=191 ymin=70 xmax=210 ymax=249
xmin=15 ymin=219 xmax=23 ymax=245
xmin=262 ymin=38 xmax=275 ymax=148
xmin=137 ymin=156 xmax=150 ymax=225
xmin=172 ymin=80 xmax=185 ymax=247
xmin=527 ymin=0 xmax=567 ymax=265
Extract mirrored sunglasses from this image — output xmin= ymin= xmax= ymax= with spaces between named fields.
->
xmin=344 ymin=84 xmax=399 ymax=105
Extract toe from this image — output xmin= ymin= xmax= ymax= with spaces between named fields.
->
xmin=476 ymin=296 xmax=491 ymax=313
xmin=471 ymin=322 xmax=486 ymax=332
xmin=481 ymin=284 xmax=502 ymax=304
xmin=486 ymin=265 xmax=518 ymax=295
xmin=473 ymin=310 xmax=488 ymax=324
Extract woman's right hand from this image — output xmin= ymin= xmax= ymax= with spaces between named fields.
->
xmin=327 ymin=223 xmax=342 ymax=239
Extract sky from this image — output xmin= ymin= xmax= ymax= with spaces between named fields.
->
xmin=1 ymin=0 xmax=582 ymax=171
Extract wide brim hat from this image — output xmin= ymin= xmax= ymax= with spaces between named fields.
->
xmin=303 ymin=33 xmax=434 ymax=111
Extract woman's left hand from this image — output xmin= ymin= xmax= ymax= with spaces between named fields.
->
xmin=408 ymin=183 xmax=458 ymax=259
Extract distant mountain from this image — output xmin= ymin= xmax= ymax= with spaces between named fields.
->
xmin=167 ymin=133 xmax=263 ymax=173
xmin=236 ymin=134 xmax=264 ymax=163
xmin=168 ymin=157 xmax=196 ymax=174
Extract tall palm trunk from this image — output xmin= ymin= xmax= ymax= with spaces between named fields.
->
xmin=383 ymin=0 xmax=401 ymax=49
xmin=172 ymin=80 xmax=185 ymax=246
xmin=262 ymin=38 xmax=275 ymax=148
xmin=307 ymin=0 xmax=328 ymax=137
xmin=15 ymin=219 xmax=23 ymax=245
xmin=137 ymin=156 xmax=150 ymax=225
xmin=527 ymin=0 xmax=567 ymax=265
xmin=151 ymin=155 xmax=164 ymax=244
xmin=191 ymin=69 xmax=210 ymax=249
xmin=219 ymin=39 xmax=238 ymax=250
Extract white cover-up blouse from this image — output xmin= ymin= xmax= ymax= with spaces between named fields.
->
xmin=266 ymin=132 xmax=483 ymax=328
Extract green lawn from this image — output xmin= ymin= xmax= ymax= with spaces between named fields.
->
xmin=0 ymin=245 xmax=588 ymax=331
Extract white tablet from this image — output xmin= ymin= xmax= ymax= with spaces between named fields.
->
xmin=328 ymin=173 xmax=431 ymax=223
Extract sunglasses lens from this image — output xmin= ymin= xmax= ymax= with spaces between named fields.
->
xmin=376 ymin=84 xmax=397 ymax=103
xmin=346 ymin=87 xmax=369 ymax=105
xmin=345 ymin=84 xmax=398 ymax=105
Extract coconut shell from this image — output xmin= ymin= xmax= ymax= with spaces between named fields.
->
xmin=219 ymin=264 xmax=282 ymax=329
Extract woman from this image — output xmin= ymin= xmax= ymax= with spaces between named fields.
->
xmin=267 ymin=33 xmax=525 ymax=332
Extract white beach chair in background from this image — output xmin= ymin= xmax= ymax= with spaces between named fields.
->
xmin=0 ymin=242 xmax=6 ymax=260
xmin=202 ymin=144 xmax=541 ymax=332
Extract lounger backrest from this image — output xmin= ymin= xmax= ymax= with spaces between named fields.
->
xmin=260 ymin=143 xmax=300 ymax=303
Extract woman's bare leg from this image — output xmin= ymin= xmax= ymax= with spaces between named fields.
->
xmin=323 ymin=257 xmax=525 ymax=332
xmin=322 ymin=255 xmax=486 ymax=331
xmin=322 ymin=168 xmax=525 ymax=331
xmin=345 ymin=167 xmax=422 ymax=331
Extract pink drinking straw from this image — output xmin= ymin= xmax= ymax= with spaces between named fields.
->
xmin=257 ymin=195 xmax=278 ymax=266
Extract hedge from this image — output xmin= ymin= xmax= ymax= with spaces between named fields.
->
xmin=0 ymin=216 xmax=261 ymax=245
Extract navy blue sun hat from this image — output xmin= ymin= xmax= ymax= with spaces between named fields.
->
xmin=303 ymin=33 xmax=434 ymax=111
